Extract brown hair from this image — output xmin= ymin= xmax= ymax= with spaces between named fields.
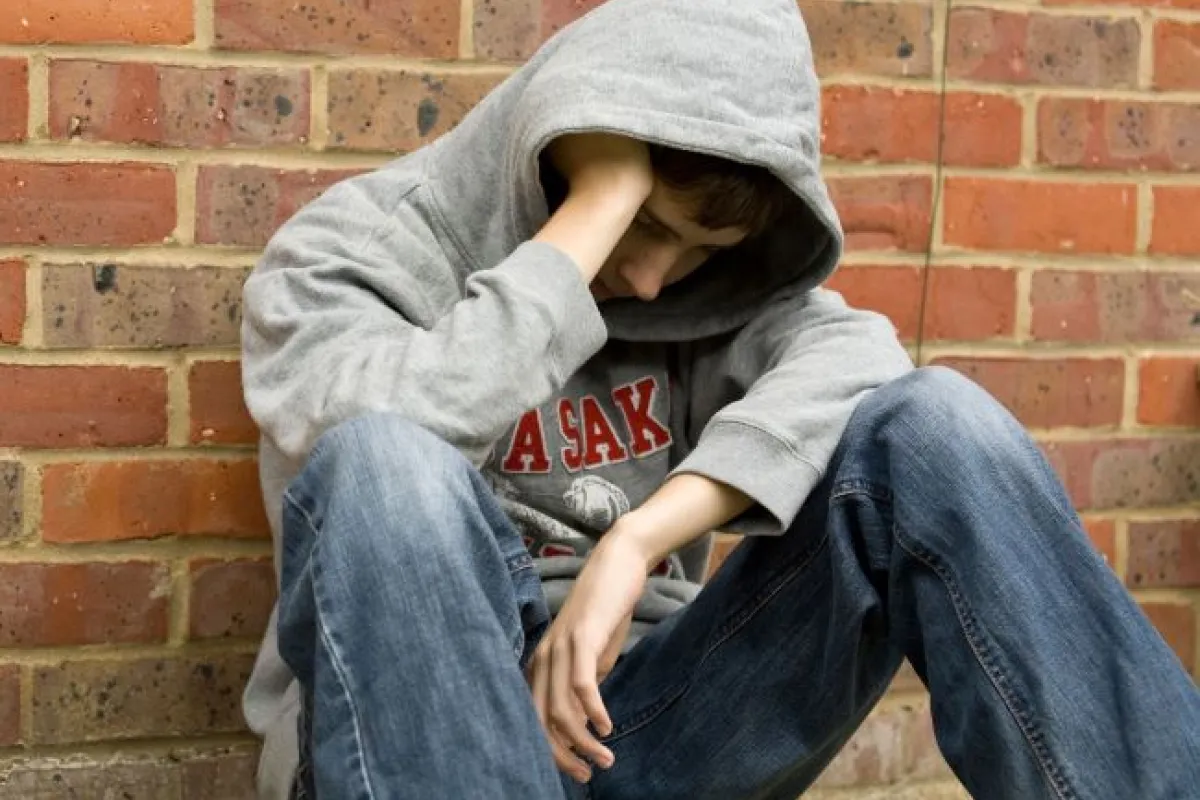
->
xmin=648 ymin=144 xmax=799 ymax=238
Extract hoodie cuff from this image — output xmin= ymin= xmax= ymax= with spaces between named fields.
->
xmin=497 ymin=240 xmax=608 ymax=382
xmin=669 ymin=418 xmax=821 ymax=536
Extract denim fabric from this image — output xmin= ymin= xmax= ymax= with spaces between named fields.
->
xmin=277 ymin=367 xmax=1200 ymax=799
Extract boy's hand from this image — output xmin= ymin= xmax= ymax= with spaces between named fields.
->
xmin=526 ymin=528 xmax=650 ymax=783
xmin=547 ymin=133 xmax=654 ymax=211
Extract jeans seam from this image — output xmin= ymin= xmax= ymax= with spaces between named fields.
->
xmin=293 ymin=492 xmax=379 ymax=800
xmin=893 ymin=526 xmax=1076 ymax=800
xmin=603 ymin=531 xmax=830 ymax=744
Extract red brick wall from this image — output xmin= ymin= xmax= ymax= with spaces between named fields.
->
xmin=0 ymin=0 xmax=1195 ymax=795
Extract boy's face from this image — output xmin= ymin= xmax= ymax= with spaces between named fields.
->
xmin=590 ymin=183 xmax=748 ymax=303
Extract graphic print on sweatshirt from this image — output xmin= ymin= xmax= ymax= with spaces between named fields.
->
xmin=483 ymin=344 xmax=683 ymax=578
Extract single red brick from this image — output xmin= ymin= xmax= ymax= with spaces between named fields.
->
xmin=1128 ymin=520 xmax=1200 ymax=589
xmin=42 ymin=459 xmax=270 ymax=543
xmin=1138 ymin=358 xmax=1200 ymax=426
xmin=190 ymin=361 xmax=257 ymax=445
xmin=195 ymin=165 xmax=362 ymax=247
xmin=0 ymin=665 xmax=18 ymax=746
xmin=327 ymin=69 xmax=505 ymax=152
xmin=0 ymin=59 xmax=28 ymax=142
xmin=1082 ymin=518 xmax=1118 ymax=568
xmin=826 ymin=265 xmax=923 ymax=340
xmin=1041 ymin=438 xmax=1200 ymax=511
xmin=924 ymin=267 xmax=1018 ymax=341
xmin=189 ymin=558 xmax=277 ymax=640
xmin=1030 ymin=271 xmax=1200 ymax=344
xmin=0 ymin=259 xmax=25 ymax=344
xmin=943 ymin=178 xmax=1136 ymax=254
xmin=1155 ymin=21 xmax=1200 ymax=91
xmin=1151 ymin=186 xmax=1200 ymax=256
xmin=49 ymin=61 xmax=310 ymax=148
xmin=1140 ymin=603 xmax=1196 ymax=673
xmin=822 ymin=87 xmax=1021 ymax=167
xmin=934 ymin=357 xmax=1125 ymax=429
xmin=827 ymin=176 xmax=933 ymax=253
xmin=181 ymin=749 xmax=260 ymax=800
xmin=1038 ymin=98 xmax=1200 ymax=171
xmin=214 ymin=0 xmax=458 ymax=56
xmin=0 ymin=0 xmax=192 ymax=44
xmin=948 ymin=9 xmax=1139 ymax=88
xmin=541 ymin=0 xmax=610 ymax=38
xmin=30 ymin=654 xmax=255 ymax=744
xmin=0 ymin=365 xmax=166 ymax=448
xmin=0 ymin=162 xmax=175 ymax=246
xmin=0 ymin=562 xmax=169 ymax=646
xmin=42 ymin=265 xmax=248 ymax=349
xmin=800 ymin=1 xmax=934 ymax=78
xmin=473 ymin=0 xmax=539 ymax=60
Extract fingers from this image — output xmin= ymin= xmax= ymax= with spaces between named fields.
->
xmin=550 ymin=638 xmax=615 ymax=769
xmin=574 ymin=649 xmax=613 ymax=738
xmin=530 ymin=650 xmax=593 ymax=782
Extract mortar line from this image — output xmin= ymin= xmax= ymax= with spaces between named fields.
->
xmin=167 ymin=353 xmax=192 ymax=448
xmin=460 ymin=0 xmax=476 ymax=60
xmin=310 ymin=65 xmax=329 ymax=150
xmin=193 ymin=0 xmax=216 ymax=50
xmin=174 ymin=161 xmax=199 ymax=246
xmin=1014 ymin=267 xmax=1032 ymax=345
xmin=1136 ymin=182 xmax=1154 ymax=255
xmin=25 ymin=52 xmax=47 ymax=141
xmin=21 ymin=254 xmax=43 ymax=349
xmin=168 ymin=557 xmax=191 ymax=646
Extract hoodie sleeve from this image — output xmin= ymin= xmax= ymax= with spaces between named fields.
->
xmin=240 ymin=176 xmax=608 ymax=467
xmin=670 ymin=287 xmax=912 ymax=536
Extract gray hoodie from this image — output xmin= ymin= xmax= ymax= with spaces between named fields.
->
xmin=239 ymin=0 xmax=913 ymax=795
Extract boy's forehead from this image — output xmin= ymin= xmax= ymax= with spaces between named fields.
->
xmin=644 ymin=184 xmax=748 ymax=247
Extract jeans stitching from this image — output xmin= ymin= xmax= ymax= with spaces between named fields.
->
xmin=603 ymin=531 xmax=831 ymax=743
xmin=894 ymin=527 xmax=1077 ymax=800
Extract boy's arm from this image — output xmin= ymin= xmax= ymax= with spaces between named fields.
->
xmin=670 ymin=287 xmax=913 ymax=538
xmin=242 ymin=135 xmax=649 ymax=466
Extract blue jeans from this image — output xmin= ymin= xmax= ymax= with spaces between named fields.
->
xmin=276 ymin=367 xmax=1200 ymax=799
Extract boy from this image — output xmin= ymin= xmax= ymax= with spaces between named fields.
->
xmin=239 ymin=0 xmax=1200 ymax=797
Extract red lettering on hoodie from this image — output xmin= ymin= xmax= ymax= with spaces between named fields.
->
xmin=501 ymin=409 xmax=551 ymax=473
xmin=612 ymin=377 xmax=671 ymax=457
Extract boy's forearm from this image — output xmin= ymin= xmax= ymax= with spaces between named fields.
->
xmin=609 ymin=473 xmax=754 ymax=569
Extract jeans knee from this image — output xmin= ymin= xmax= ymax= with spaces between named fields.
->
xmin=851 ymin=366 xmax=1030 ymax=466
xmin=286 ymin=413 xmax=480 ymax=569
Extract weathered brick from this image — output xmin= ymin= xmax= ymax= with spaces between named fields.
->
xmin=0 ymin=162 xmax=176 ymax=246
xmin=1042 ymin=438 xmax=1200 ymax=510
xmin=828 ymin=265 xmax=1016 ymax=343
xmin=0 ymin=365 xmax=167 ymax=448
xmin=936 ymin=357 xmax=1124 ymax=429
xmin=1140 ymin=603 xmax=1196 ymax=673
xmin=1128 ymin=520 xmax=1199 ymax=589
xmin=948 ymin=9 xmax=1139 ymax=88
xmin=0 ymin=462 xmax=21 ymax=540
xmin=827 ymin=176 xmax=933 ymax=253
xmin=1030 ymin=271 xmax=1200 ymax=344
xmin=42 ymin=459 xmax=269 ymax=543
xmin=327 ymin=69 xmax=505 ymax=152
xmin=473 ymin=0 xmax=611 ymax=59
xmin=215 ymin=0 xmax=458 ymax=56
xmin=1151 ymin=186 xmax=1200 ymax=256
xmin=189 ymin=558 xmax=277 ymax=640
xmin=823 ymin=87 xmax=1022 ymax=167
xmin=800 ymin=1 xmax=933 ymax=78
xmin=49 ymin=61 xmax=309 ymax=147
xmin=0 ymin=59 xmax=27 ymax=142
xmin=30 ymin=654 xmax=255 ymax=744
xmin=1155 ymin=21 xmax=1200 ymax=91
xmin=0 ymin=259 xmax=24 ymax=344
xmin=1139 ymin=357 xmax=1200 ymax=427
xmin=1038 ymin=99 xmax=1200 ymax=171
xmin=196 ymin=165 xmax=361 ymax=247
xmin=181 ymin=748 xmax=260 ymax=800
xmin=41 ymin=264 xmax=248 ymax=349
xmin=0 ymin=665 xmax=18 ymax=747
xmin=0 ymin=0 xmax=192 ymax=45
xmin=1083 ymin=517 xmax=1119 ymax=567
xmin=815 ymin=700 xmax=949 ymax=788
xmin=190 ymin=360 xmax=257 ymax=446
xmin=0 ymin=562 xmax=169 ymax=646
xmin=944 ymin=179 xmax=1137 ymax=254
xmin=0 ymin=748 xmax=260 ymax=799
xmin=541 ymin=0 xmax=610 ymax=39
